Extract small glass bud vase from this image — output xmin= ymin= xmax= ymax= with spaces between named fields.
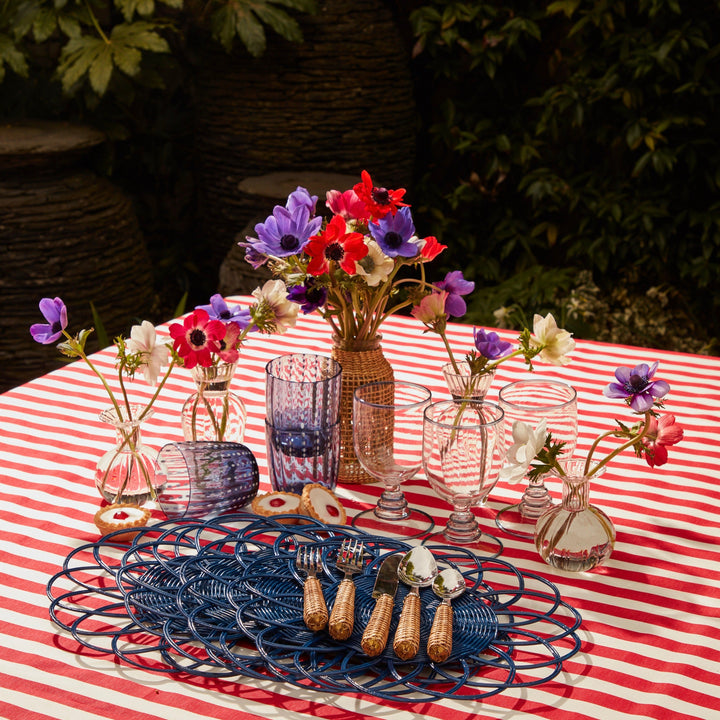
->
xmin=181 ymin=362 xmax=247 ymax=443
xmin=442 ymin=362 xmax=496 ymax=401
xmin=534 ymin=460 xmax=616 ymax=573
xmin=95 ymin=405 xmax=160 ymax=506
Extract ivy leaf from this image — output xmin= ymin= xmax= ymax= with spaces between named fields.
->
xmin=0 ymin=33 xmax=29 ymax=81
xmin=252 ymin=4 xmax=302 ymax=44
xmin=234 ymin=8 xmax=267 ymax=57
xmin=33 ymin=7 xmax=58 ymax=42
xmin=57 ymin=21 xmax=168 ymax=96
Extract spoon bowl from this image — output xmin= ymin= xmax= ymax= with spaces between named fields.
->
xmin=397 ymin=546 xmax=438 ymax=589
xmin=427 ymin=566 xmax=466 ymax=663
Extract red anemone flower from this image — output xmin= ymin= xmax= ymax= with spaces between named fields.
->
xmin=216 ymin=321 xmax=241 ymax=364
xmin=420 ymin=235 xmax=447 ymax=261
xmin=169 ymin=309 xmax=225 ymax=368
xmin=353 ymin=170 xmax=408 ymax=221
xmin=642 ymin=414 xmax=684 ymax=468
xmin=305 ymin=215 xmax=368 ymax=276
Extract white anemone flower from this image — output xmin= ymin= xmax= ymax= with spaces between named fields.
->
xmin=499 ymin=418 xmax=548 ymax=483
xmin=530 ymin=313 xmax=575 ymax=365
xmin=252 ymin=279 xmax=299 ymax=334
xmin=354 ymin=240 xmax=395 ymax=287
xmin=127 ymin=320 xmax=169 ymax=386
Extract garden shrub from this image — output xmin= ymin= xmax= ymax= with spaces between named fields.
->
xmin=410 ymin=0 xmax=720 ymax=352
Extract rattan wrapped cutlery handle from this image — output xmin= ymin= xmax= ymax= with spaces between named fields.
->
xmin=393 ymin=591 xmax=421 ymax=660
xmin=329 ymin=578 xmax=356 ymax=640
xmin=427 ymin=602 xmax=453 ymax=663
xmin=303 ymin=576 xmax=328 ymax=631
xmin=361 ymin=593 xmax=394 ymax=657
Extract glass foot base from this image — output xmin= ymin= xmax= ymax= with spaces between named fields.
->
xmin=351 ymin=508 xmax=434 ymax=539
xmin=495 ymin=502 xmax=555 ymax=539
xmin=422 ymin=529 xmax=503 ymax=559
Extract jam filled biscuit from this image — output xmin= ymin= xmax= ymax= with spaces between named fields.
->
xmin=251 ymin=492 xmax=303 ymax=524
xmin=300 ymin=484 xmax=347 ymax=525
xmin=94 ymin=503 xmax=151 ymax=543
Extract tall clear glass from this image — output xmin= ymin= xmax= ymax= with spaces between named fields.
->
xmin=422 ymin=399 xmax=505 ymax=556
xmin=495 ymin=378 xmax=578 ymax=539
xmin=352 ymin=381 xmax=434 ymax=539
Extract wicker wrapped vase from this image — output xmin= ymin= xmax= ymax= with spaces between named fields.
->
xmin=330 ymin=336 xmax=394 ymax=484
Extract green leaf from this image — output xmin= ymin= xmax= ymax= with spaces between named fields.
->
xmin=33 ymin=7 xmax=58 ymax=42
xmin=111 ymin=22 xmax=169 ymax=53
xmin=57 ymin=35 xmax=105 ymax=92
xmin=234 ymin=9 xmax=267 ymax=57
xmin=253 ymin=4 xmax=302 ymax=43
xmin=57 ymin=15 xmax=81 ymax=38
xmin=88 ymin=43 xmax=114 ymax=94
xmin=0 ymin=34 xmax=29 ymax=79
xmin=90 ymin=302 xmax=109 ymax=349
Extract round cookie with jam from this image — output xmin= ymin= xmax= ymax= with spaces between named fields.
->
xmin=251 ymin=491 xmax=303 ymax=524
xmin=94 ymin=503 xmax=151 ymax=543
xmin=300 ymin=483 xmax=347 ymax=525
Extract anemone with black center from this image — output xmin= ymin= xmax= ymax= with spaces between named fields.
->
xmin=51 ymin=321 xmax=62 ymax=335
xmin=372 ymin=187 xmax=390 ymax=205
xmin=325 ymin=243 xmax=345 ymax=262
xmin=383 ymin=232 xmax=403 ymax=250
xmin=189 ymin=329 xmax=206 ymax=348
xmin=280 ymin=234 xmax=300 ymax=253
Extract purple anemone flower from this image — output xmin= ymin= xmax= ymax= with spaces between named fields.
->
xmin=251 ymin=205 xmax=322 ymax=258
xmin=286 ymin=186 xmax=318 ymax=215
xmin=30 ymin=297 xmax=68 ymax=344
xmin=473 ymin=328 xmax=512 ymax=360
xmin=286 ymin=280 xmax=328 ymax=314
xmin=369 ymin=206 xmax=418 ymax=258
xmin=604 ymin=361 xmax=670 ymax=413
xmin=196 ymin=294 xmax=252 ymax=328
xmin=238 ymin=240 xmax=269 ymax=269
xmin=435 ymin=271 xmax=475 ymax=317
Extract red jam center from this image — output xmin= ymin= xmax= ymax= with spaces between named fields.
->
xmin=325 ymin=503 xmax=339 ymax=518
xmin=113 ymin=510 xmax=130 ymax=520
xmin=269 ymin=498 xmax=286 ymax=508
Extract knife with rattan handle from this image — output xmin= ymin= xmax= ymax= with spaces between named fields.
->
xmin=360 ymin=555 xmax=401 ymax=657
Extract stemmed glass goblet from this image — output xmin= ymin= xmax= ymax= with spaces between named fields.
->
xmin=495 ymin=378 xmax=578 ymax=539
xmin=422 ymin=399 xmax=506 ymax=557
xmin=351 ymin=381 xmax=434 ymax=539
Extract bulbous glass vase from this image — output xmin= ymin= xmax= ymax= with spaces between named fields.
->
xmin=181 ymin=362 xmax=247 ymax=443
xmin=94 ymin=405 xmax=160 ymax=506
xmin=534 ymin=460 xmax=616 ymax=572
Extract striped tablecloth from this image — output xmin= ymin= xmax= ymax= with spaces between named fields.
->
xmin=1 ymin=300 xmax=719 ymax=720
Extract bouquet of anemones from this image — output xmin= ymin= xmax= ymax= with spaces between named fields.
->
xmin=240 ymin=171 xmax=447 ymax=342
xmin=501 ymin=361 xmax=685 ymax=484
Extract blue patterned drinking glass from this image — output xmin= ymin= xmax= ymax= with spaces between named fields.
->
xmin=155 ymin=441 xmax=259 ymax=520
xmin=265 ymin=354 xmax=342 ymax=492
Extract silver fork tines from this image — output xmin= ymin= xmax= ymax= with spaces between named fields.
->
xmin=297 ymin=544 xmax=328 ymax=632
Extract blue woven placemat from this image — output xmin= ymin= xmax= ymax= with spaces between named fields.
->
xmin=47 ymin=512 xmax=582 ymax=700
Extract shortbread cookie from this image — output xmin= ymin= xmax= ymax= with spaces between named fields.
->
xmin=251 ymin=491 xmax=303 ymax=524
xmin=300 ymin=484 xmax=347 ymax=525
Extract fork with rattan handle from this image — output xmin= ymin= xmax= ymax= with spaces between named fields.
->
xmin=329 ymin=539 xmax=364 ymax=640
xmin=296 ymin=545 xmax=328 ymax=631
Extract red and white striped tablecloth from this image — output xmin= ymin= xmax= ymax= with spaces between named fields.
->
xmin=1 ymin=300 xmax=719 ymax=720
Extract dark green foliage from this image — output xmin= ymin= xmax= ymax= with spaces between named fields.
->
xmin=410 ymin=0 xmax=720 ymax=351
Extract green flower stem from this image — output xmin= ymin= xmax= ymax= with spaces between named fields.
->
xmin=584 ymin=411 xmax=653 ymax=477
xmin=63 ymin=330 xmax=124 ymax=421
xmin=137 ymin=359 xmax=177 ymax=423
xmin=118 ymin=362 xmax=133 ymax=421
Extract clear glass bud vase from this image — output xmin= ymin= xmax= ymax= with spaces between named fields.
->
xmin=442 ymin=362 xmax=496 ymax=401
xmin=534 ymin=460 xmax=616 ymax=572
xmin=181 ymin=362 xmax=247 ymax=443
xmin=95 ymin=405 xmax=160 ymax=506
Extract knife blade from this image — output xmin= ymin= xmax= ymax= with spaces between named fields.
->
xmin=360 ymin=554 xmax=401 ymax=657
